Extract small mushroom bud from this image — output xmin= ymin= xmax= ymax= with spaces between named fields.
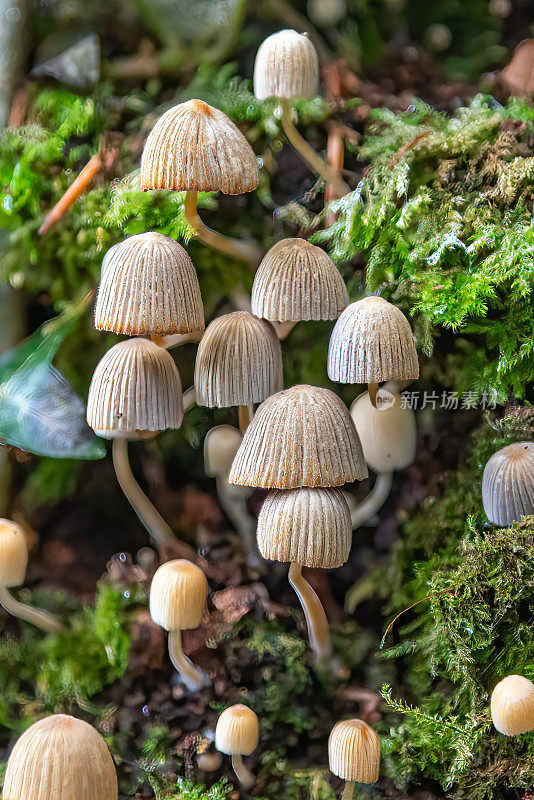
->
xmin=329 ymin=718 xmax=380 ymax=800
xmin=3 ymin=714 xmax=118 ymax=800
xmin=481 ymin=442 xmax=534 ymax=526
xmin=149 ymin=559 xmax=209 ymax=691
xmin=215 ymin=704 xmax=259 ymax=789
xmin=491 ymin=675 xmax=534 ymax=735
xmin=204 ymin=426 xmax=244 ymax=478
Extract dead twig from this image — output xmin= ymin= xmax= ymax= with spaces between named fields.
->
xmin=388 ymin=131 xmax=430 ymax=168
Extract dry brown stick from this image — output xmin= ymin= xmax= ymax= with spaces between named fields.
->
xmin=325 ymin=121 xmax=346 ymax=225
xmin=388 ymin=131 xmax=430 ymax=168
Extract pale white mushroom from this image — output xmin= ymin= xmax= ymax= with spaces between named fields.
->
xmin=482 ymin=442 xmax=534 ymax=526
xmin=328 ymin=718 xmax=380 ymax=800
xmin=491 ymin=675 xmax=534 ymax=735
xmin=215 ymin=704 xmax=259 ymax=789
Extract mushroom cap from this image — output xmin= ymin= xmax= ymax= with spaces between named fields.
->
xmin=254 ymin=29 xmax=319 ymax=100
xmin=149 ymin=559 xmax=208 ymax=631
xmin=95 ymin=232 xmax=204 ymax=336
xmin=328 ymin=718 xmax=380 ymax=784
xmin=501 ymin=39 xmax=534 ymax=97
xmin=482 ymin=442 xmax=534 ymax=526
xmin=328 ymin=296 xmax=419 ymax=384
xmin=141 ymin=99 xmax=259 ymax=194
xmin=251 ymin=238 xmax=349 ymax=322
xmin=229 ymin=384 xmax=367 ymax=489
xmin=204 ymin=425 xmax=243 ymax=477
xmin=215 ymin=704 xmax=259 ymax=756
xmin=350 ymin=391 xmax=417 ymax=473
xmin=194 ymin=312 xmax=283 ymax=408
xmin=257 ymin=487 xmax=351 ymax=568
xmin=87 ymin=338 xmax=183 ymax=439
xmin=491 ymin=675 xmax=534 ymax=736
xmin=2 ymin=714 xmax=118 ymax=800
xmin=0 ymin=519 xmax=28 ymax=588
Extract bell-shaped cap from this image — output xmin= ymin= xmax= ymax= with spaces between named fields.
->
xmin=215 ymin=704 xmax=259 ymax=756
xmin=0 ymin=519 xmax=28 ymax=588
xmin=95 ymin=232 xmax=204 ymax=336
xmin=141 ymin=99 xmax=259 ymax=195
xmin=350 ymin=391 xmax=417 ymax=473
xmin=229 ymin=384 xmax=367 ymax=489
xmin=501 ymin=39 xmax=534 ymax=97
xmin=482 ymin=442 xmax=534 ymax=526
xmin=149 ymin=559 xmax=208 ymax=631
xmin=251 ymin=238 xmax=349 ymax=322
xmin=87 ymin=338 xmax=183 ymax=439
xmin=3 ymin=714 xmax=118 ymax=800
xmin=195 ymin=312 xmax=283 ymax=408
xmin=328 ymin=718 xmax=380 ymax=784
xmin=254 ymin=29 xmax=319 ymax=100
xmin=204 ymin=425 xmax=243 ymax=477
xmin=257 ymin=487 xmax=351 ymax=568
xmin=491 ymin=675 xmax=534 ymax=736
xmin=328 ymin=296 xmax=419 ymax=384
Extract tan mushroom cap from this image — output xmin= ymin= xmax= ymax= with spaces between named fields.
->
xmin=87 ymin=338 xmax=183 ymax=439
xmin=491 ymin=675 xmax=534 ymax=736
xmin=501 ymin=39 xmax=534 ymax=97
xmin=204 ymin=426 xmax=243 ymax=477
xmin=149 ymin=559 xmax=208 ymax=631
xmin=2 ymin=714 xmax=118 ymax=800
xmin=194 ymin=312 xmax=283 ymax=408
xmin=257 ymin=487 xmax=351 ymax=568
xmin=215 ymin=704 xmax=259 ymax=756
xmin=350 ymin=391 xmax=417 ymax=473
xmin=229 ymin=384 xmax=367 ymax=489
xmin=254 ymin=29 xmax=319 ymax=100
xmin=141 ymin=99 xmax=259 ymax=194
xmin=251 ymin=238 xmax=349 ymax=322
xmin=328 ymin=296 xmax=419 ymax=384
xmin=0 ymin=519 xmax=28 ymax=587
xmin=328 ymin=718 xmax=380 ymax=784
xmin=482 ymin=442 xmax=534 ymax=526
xmin=95 ymin=232 xmax=204 ymax=336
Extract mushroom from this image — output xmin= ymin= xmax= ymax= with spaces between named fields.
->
xmin=491 ymin=675 xmax=534 ymax=735
xmin=87 ymin=337 xmax=183 ymax=551
xmin=141 ymin=99 xmax=260 ymax=265
xmin=254 ymin=30 xmax=347 ymax=197
xmin=149 ymin=558 xmax=209 ymax=691
xmin=500 ymin=39 xmax=534 ymax=98
xmin=257 ymin=487 xmax=351 ymax=660
xmin=215 ymin=704 xmax=259 ymax=789
xmin=3 ymin=714 xmax=118 ymax=800
xmin=349 ymin=390 xmax=417 ymax=528
xmin=328 ymin=296 xmax=419 ymax=408
xmin=0 ymin=518 xmax=62 ymax=632
xmin=481 ymin=442 xmax=534 ymax=526
xmin=328 ymin=718 xmax=380 ymax=800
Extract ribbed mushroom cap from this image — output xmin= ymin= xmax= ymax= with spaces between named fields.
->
xmin=95 ymin=232 xmax=204 ymax=336
xmin=149 ymin=559 xmax=208 ymax=631
xmin=204 ymin=426 xmax=243 ymax=477
xmin=3 ymin=714 xmax=118 ymax=800
xmin=328 ymin=719 xmax=380 ymax=784
xmin=141 ymin=99 xmax=259 ymax=194
xmin=491 ymin=675 xmax=534 ymax=736
xmin=350 ymin=391 xmax=417 ymax=473
xmin=215 ymin=705 xmax=259 ymax=756
xmin=194 ymin=312 xmax=283 ymax=408
xmin=0 ymin=519 xmax=28 ymax=588
xmin=87 ymin=338 xmax=183 ymax=439
xmin=254 ymin=30 xmax=319 ymax=100
xmin=328 ymin=296 xmax=419 ymax=384
xmin=482 ymin=442 xmax=534 ymax=526
xmin=251 ymin=238 xmax=349 ymax=322
xmin=229 ymin=384 xmax=367 ymax=489
xmin=257 ymin=487 xmax=351 ymax=568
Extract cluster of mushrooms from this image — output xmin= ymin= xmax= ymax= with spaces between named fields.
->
xmin=2 ymin=27 xmax=534 ymax=800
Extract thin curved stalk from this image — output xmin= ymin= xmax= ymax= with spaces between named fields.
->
xmin=182 ymin=386 xmax=196 ymax=413
xmin=280 ymin=100 xmax=348 ymax=198
xmin=288 ymin=562 xmax=331 ymax=661
xmin=351 ymin=472 xmax=393 ymax=530
xmin=215 ymin=476 xmax=259 ymax=567
xmin=168 ymin=628 xmax=208 ymax=691
xmin=342 ymin=781 xmax=356 ymax=800
xmin=184 ymin=190 xmax=261 ymax=267
xmin=231 ymin=753 xmax=255 ymax=789
xmin=0 ymin=585 xmax=62 ymax=633
xmin=238 ymin=404 xmax=254 ymax=434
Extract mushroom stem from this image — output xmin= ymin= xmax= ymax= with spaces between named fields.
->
xmin=167 ymin=628 xmax=208 ymax=691
xmin=351 ymin=472 xmax=393 ymax=530
xmin=184 ymin=190 xmax=261 ymax=267
xmin=275 ymin=320 xmax=297 ymax=340
xmin=183 ymin=386 xmax=196 ymax=412
xmin=341 ymin=781 xmax=356 ymax=800
xmin=230 ymin=753 xmax=255 ymax=790
xmin=0 ymin=585 xmax=62 ymax=633
xmin=288 ymin=562 xmax=331 ymax=661
xmin=280 ymin=100 xmax=348 ymax=198
xmin=368 ymin=382 xmax=379 ymax=409
xmin=238 ymin=404 xmax=254 ymax=434
xmin=215 ymin=476 xmax=259 ymax=567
